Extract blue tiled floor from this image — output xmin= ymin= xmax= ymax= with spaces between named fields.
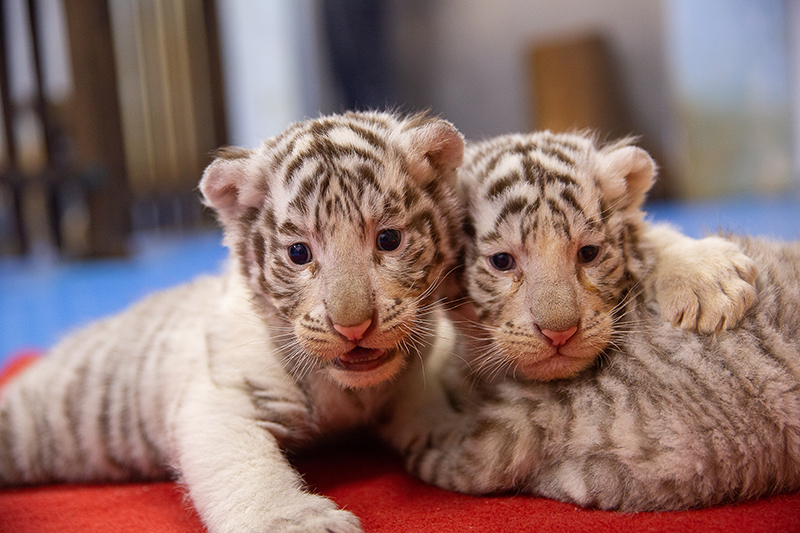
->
xmin=1 ymin=194 xmax=799 ymax=365
xmin=0 ymin=231 xmax=227 ymax=363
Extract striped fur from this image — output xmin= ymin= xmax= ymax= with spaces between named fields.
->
xmin=391 ymin=132 xmax=799 ymax=511
xmin=0 ymin=111 xmax=465 ymax=533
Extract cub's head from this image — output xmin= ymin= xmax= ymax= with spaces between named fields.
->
xmin=459 ymin=131 xmax=655 ymax=381
xmin=200 ymin=111 xmax=465 ymax=388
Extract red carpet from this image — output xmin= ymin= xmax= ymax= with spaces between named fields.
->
xmin=2 ymin=354 xmax=799 ymax=533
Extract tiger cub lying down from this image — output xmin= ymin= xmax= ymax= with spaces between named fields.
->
xmin=391 ymin=131 xmax=800 ymax=512
xmin=0 ymin=111 xmax=468 ymax=533
xmin=0 ymin=114 xmax=760 ymax=533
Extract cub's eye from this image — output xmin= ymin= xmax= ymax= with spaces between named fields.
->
xmin=577 ymin=245 xmax=600 ymax=264
xmin=377 ymin=229 xmax=402 ymax=251
xmin=288 ymin=243 xmax=312 ymax=265
xmin=489 ymin=252 xmax=516 ymax=271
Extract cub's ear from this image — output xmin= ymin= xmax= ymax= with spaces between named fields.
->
xmin=395 ymin=116 xmax=465 ymax=185
xmin=199 ymin=146 xmax=267 ymax=224
xmin=597 ymin=141 xmax=656 ymax=211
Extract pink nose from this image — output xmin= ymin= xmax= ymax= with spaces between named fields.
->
xmin=539 ymin=325 xmax=577 ymax=347
xmin=333 ymin=319 xmax=372 ymax=341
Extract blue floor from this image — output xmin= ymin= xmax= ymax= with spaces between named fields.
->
xmin=0 ymin=231 xmax=228 ymax=363
xmin=1 ymin=193 xmax=799 ymax=366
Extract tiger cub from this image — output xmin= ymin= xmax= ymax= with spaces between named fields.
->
xmin=389 ymin=131 xmax=800 ymax=511
xmin=0 ymin=111 xmax=466 ymax=533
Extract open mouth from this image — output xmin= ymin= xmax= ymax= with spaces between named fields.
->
xmin=333 ymin=347 xmax=393 ymax=372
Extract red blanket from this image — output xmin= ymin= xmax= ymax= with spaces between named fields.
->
xmin=1 ymin=354 xmax=799 ymax=533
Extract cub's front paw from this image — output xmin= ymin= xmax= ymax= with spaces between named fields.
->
xmin=278 ymin=507 xmax=362 ymax=533
xmin=272 ymin=495 xmax=363 ymax=533
xmin=654 ymin=236 xmax=757 ymax=333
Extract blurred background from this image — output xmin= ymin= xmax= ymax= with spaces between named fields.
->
xmin=1 ymin=0 xmax=799 ymax=258
xmin=1 ymin=0 xmax=800 ymax=358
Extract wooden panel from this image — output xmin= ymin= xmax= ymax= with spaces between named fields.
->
xmin=62 ymin=0 xmax=131 ymax=257
xmin=529 ymin=34 xmax=629 ymax=136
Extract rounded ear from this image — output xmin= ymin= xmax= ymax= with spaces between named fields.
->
xmin=396 ymin=117 xmax=465 ymax=185
xmin=199 ymin=147 xmax=266 ymax=223
xmin=597 ymin=143 xmax=656 ymax=211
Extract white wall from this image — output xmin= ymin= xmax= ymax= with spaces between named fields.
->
xmin=398 ymin=0 xmax=669 ymax=146
xmin=210 ymin=0 xmax=673 ymax=172
xmin=215 ymin=0 xmax=309 ymax=147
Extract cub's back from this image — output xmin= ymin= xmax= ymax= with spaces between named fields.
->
xmin=0 ymin=276 xmax=225 ymax=483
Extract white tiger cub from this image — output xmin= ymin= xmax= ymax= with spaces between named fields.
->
xmin=0 ymin=111 xmax=467 ymax=533
xmin=389 ymin=131 xmax=800 ymax=511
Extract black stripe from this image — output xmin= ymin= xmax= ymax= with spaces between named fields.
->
xmin=442 ymin=383 xmax=466 ymax=414
xmin=422 ymin=178 xmax=444 ymax=203
xmin=134 ymin=342 xmax=163 ymax=469
xmin=381 ymin=197 xmax=403 ymax=221
xmin=261 ymin=206 xmax=276 ymax=232
xmin=519 ymin=211 xmax=539 ymax=242
xmin=403 ymin=183 xmax=421 ymax=210
xmin=359 ymin=164 xmax=381 ymax=192
xmin=544 ymin=168 xmax=579 ymax=188
xmin=407 ymin=210 xmax=441 ymax=250
xmin=269 ymin=261 xmax=298 ymax=290
xmin=283 ymin=149 xmax=307 ymax=186
xmin=252 ymin=233 xmax=266 ymax=273
xmin=495 ymin=196 xmax=528 ymax=228
xmin=236 ymin=206 xmax=261 ymax=235
xmin=482 ymin=151 xmax=508 ymax=180
xmin=485 ymin=174 xmax=519 ymax=200
xmin=349 ymin=123 xmax=388 ymax=151
xmin=271 ymin=131 xmax=297 ymax=167
xmin=98 ymin=369 xmax=127 ymax=474
xmin=314 ymin=138 xmax=383 ymax=167
xmin=464 ymin=146 xmax=498 ymax=182
xmin=546 ymin=197 xmax=568 ymax=225
xmin=559 ymin=187 xmax=584 ymax=217
xmin=117 ymin=380 xmax=135 ymax=470
xmin=288 ymin=173 xmax=320 ymax=214
xmin=0 ymin=403 xmax=23 ymax=483
xmin=20 ymin=388 xmax=47 ymax=481
xmin=63 ymin=352 xmax=96 ymax=475
xmin=278 ymin=220 xmax=302 ymax=237
xmin=541 ymin=144 xmax=576 ymax=166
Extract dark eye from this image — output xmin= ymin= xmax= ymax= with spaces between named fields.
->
xmin=489 ymin=252 xmax=516 ymax=271
xmin=377 ymin=229 xmax=402 ymax=251
xmin=288 ymin=243 xmax=312 ymax=265
xmin=577 ymin=245 xmax=599 ymax=264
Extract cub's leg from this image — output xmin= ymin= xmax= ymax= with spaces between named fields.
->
xmin=173 ymin=379 xmax=362 ymax=533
